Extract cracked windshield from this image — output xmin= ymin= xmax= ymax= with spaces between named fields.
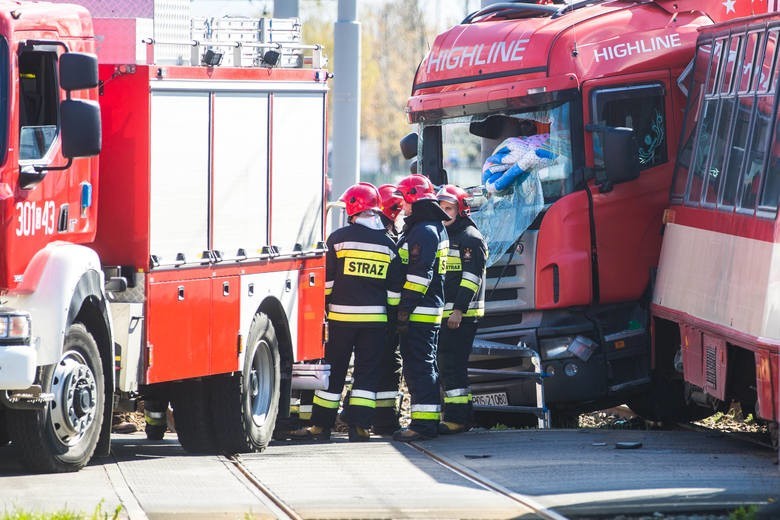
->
xmin=430 ymin=103 xmax=574 ymax=265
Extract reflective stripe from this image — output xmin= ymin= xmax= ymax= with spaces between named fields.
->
xmin=329 ymin=304 xmax=386 ymax=314
xmin=333 ymin=241 xmax=395 ymax=259
xmin=376 ymin=391 xmax=398 ymax=408
xmin=298 ymin=404 xmax=312 ymax=420
xmin=403 ymin=280 xmax=427 ymax=294
xmin=376 ymin=391 xmax=399 ymax=400
xmin=387 ymin=290 xmax=400 ymax=306
xmin=411 ymin=404 xmax=441 ymax=412
xmin=325 ymin=287 xmax=333 ymax=296
xmin=460 ymin=278 xmax=479 ymax=292
xmin=349 ymin=396 xmax=376 ymax=408
xmin=445 ymin=388 xmax=470 ymax=397
xmin=411 ymin=411 xmax=440 ymax=420
xmin=351 ymin=389 xmax=376 ymax=400
xmin=325 ymin=280 xmax=334 ymax=289
xmin=406 ymin=274 xmax=430 ymax=287
xmin=438 ymin=389 xmax=470 ymax=405
xmin=315 ymin=390 xmax=341 ymax=401
xmin=410 ymin=306 xmax=443 ymax=324
xmin=399 ymin=246 xmax=409 ymax=264
xmin=327 ymin=304 xmax=387 ymax=323
xmin=446 ymin=254 xmax=462 ymax=272
xmin=328 ymin=312 xmax=387 ymax=322
xmin=444 ymin=394 xmax=472 ymax=404
xmin=442 ymin=308 xmax=484 ymax=318
xmin=461 ymin=271 xmax=481 ymax=285
xmin=314 ymin=395 xmax=340 ymax=409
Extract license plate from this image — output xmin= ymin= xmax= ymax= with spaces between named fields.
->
xmin=472 ymin=392 xmax=508 ymax=407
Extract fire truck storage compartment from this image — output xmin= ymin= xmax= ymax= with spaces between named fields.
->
xmin=91 ymin=64 xmax=327 ymax=385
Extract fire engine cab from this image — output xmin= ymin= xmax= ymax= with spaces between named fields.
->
xmin=0 ymin=0 xmax=329 ymax=472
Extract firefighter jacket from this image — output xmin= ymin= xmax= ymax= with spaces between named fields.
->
xmin=325 ymin=219 xmax=402 ymax=327
xmin=443 ymin=216 xmax=487 ymax=322
xmin=397 ymin=200 xmax=450 ymax=327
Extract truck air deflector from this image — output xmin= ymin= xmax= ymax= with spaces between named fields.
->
xmin=412 ymin=66 xmax=547 ymax=92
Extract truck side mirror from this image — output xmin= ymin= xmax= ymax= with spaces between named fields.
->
xmin=60 ymin=53 xmax=98 ymax=91
xmin=399 ymin=132 xmax=419 ymax=160
xmin=61 ymin=99 xmax=101 ymax=158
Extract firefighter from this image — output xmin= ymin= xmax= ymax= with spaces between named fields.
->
xmin=392 ymin=174 xmax=450 ymax=442
xmin=289 ymin=182 xmax=401 ymax=442
xmin=436 ymin=184 xmax=487 ymax=434
xmin=371 ymin=184 xmax=405 ymax=435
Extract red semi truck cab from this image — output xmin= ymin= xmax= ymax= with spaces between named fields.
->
xmin=0 ymin=1 xmax=330 ymax=473
xmin=405 ymin=0 xmax=769 ymax=424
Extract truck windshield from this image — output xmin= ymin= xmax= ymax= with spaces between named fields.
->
xmin=424 ymin=102 xmax=575 ymax=203
xmin=419 ymin=102 xmax=574 ymax=266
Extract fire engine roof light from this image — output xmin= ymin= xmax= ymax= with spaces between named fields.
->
xmin=262 ymin=50 xmax=281 ymax=67
xmin=201 ymin=49 xmax=223 ymax=67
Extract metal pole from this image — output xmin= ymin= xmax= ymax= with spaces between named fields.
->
xmin=273 ymin=0 xmax=300 ymax=18
xmin=331 ymin=0 xmax=361 ymax=203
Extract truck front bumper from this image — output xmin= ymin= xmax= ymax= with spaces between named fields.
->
xmin=0 ymin=344 xmax=36 ymax=390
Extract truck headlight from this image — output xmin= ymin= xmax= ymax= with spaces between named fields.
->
xmin=0 ymin=313 xmax=31 ymax=341
xmin=539 ymin=336 xmax=574 ymax=360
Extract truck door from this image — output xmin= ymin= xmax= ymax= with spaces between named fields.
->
xmin=584 ymin=77 xmax=675 ymax=304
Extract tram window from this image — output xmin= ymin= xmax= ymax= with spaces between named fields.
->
xmin=738 ymin=32 xmax=761 ymax=94
xmin=707 ymin=39 xmax=726 ymax=95
xmin=720 ymin=100 xmax=750 ymax=208
xmin=686 ymin=99 xmax=717 ymax=205
xmin=759 ymin=108 xmax=780 ymax=212
xmin=719 ymin=35 xmax=741 ymax=95
xmin=762 ymin=30 xmax=779 ymax=94
xmin=738 ymin=100 xmax=772 ymax=212
xmin=703 ymin=98 xmax=735 ymax=206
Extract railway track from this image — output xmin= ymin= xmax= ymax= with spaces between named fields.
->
xmin=226 ymin=441 xmax=567 ymax=520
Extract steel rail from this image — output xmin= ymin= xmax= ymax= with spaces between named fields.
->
xmin=404 ymin=440 xmax=568 ymax=520
xmin=225 ymin=454 xmax=303 ymax=520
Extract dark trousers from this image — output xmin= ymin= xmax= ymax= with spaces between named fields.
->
xmin=437 ymin=320 xmax=477 ymax=424
xmin=311 ymin=324 xmax=387 ymax=429
xmin=399 ymin=325 xmax=440 ymax=437
xmin=373 ymin=332 xmax=401 ymax=431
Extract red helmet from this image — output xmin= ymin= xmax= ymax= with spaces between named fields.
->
xmin=378 ymin=184 xmax=403 ymax=220
xmin=395 ymin=174 xmax=436 ymax=203
xmin=437 ymin=184 xmax=471 ymax=217
xmin=339 ymin=182 xmax=380 ymax=217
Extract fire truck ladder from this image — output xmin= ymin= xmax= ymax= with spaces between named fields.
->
xmin=468 ymin=342 xmax=551 ymax=429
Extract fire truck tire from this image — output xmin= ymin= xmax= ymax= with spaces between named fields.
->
xmin=0 ymin=409 xmax=9 ymax=446
xmin=210 ymin=313 xmax=280 ymax=454
xmin=170 ymin=380 xmax=217 ymax=453
xmin=7 ymin=324 xmax=105 ymax=473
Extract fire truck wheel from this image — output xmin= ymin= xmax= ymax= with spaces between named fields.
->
xmin=7 ymin=323 xmax=105 ymax=473
xmin=170 ymin=380 xmax=217 ymax=453
xmin=0 ymin=409 xmax=9 ymax=447
xmin=210 ymin=313 xmax=280 ymax=454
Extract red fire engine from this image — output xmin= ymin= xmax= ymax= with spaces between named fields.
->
xmin=649 ymin=11 xmax=779 ymax=445
xmin=403 ymin=0 xmax=770 ymax=426
xmin=0 ymin=0 xmax=329 ymax=472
